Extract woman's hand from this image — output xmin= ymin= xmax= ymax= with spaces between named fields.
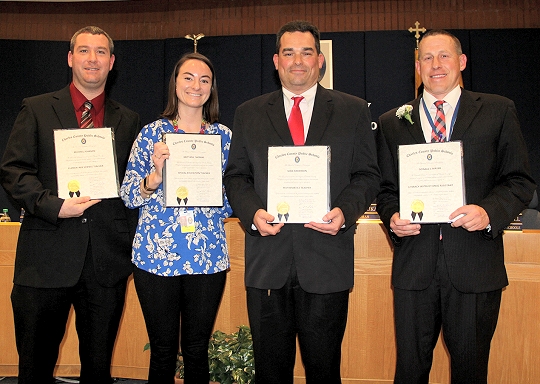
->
xmin=141 ymin=142 xmax=170 ymax=196
xmin=151 ymin=142 xmax=170 ymax=179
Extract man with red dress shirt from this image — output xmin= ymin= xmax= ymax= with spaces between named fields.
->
xmin=0 ymin=26 xmax=140 ymax=384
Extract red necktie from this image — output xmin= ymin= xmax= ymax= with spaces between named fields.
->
xmin=80 ymin=101 xmax=94 ymax=129
xmin=431 ymin=100 xmax=446 ymax=142
xmin=288 ymin=96 xmax=304 ymax=145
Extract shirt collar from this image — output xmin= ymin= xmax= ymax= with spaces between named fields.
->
xmin=69 ymin=82 xmax=106 ymax=114
xmin=282 ymin=83 xmax=318 ymax=106
xmin=422 ymin=85 xmax=461 ymax=110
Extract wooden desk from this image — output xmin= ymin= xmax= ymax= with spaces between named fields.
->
xmin=1 ymin=221 xmax=539 ymax=383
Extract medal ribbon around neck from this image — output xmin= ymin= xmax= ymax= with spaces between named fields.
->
xmin=421 ymin=97 xmax=461 ymax=141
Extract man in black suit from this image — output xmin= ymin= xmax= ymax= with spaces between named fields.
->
xmin=223 ymin=20 xmax=380 ymax=384
xmin=376 ymin=29 xmax=536 ymax=383
xmin=0 ymin=26 xmax=140 ymax=384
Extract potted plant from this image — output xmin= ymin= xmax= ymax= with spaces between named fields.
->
xmin=145 ymin=325 xmax=255 ymax=384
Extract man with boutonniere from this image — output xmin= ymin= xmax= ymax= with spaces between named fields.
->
xmin=376 ymin=29 xmax=535 ymax=383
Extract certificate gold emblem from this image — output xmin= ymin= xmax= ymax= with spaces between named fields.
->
xmin=277 ymin=201 xmax=290 ymax=222
xmin=67 ymin=180 xmax=81 ymax=198
xmin=176 ymin=186 xmax=189 ymax=205
xmin=410 ymin=199 xmax=424 ymax=220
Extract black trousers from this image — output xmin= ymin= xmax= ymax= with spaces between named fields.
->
xmin=133 ymin=268 xmax=226 ymax=384
xmin=246 ymin=263 xmax=350 ymax=384
xmin=11 ymin=248 xmax=127 ymax=384
xmin=393 ymin=243 xmax=502 ymax=384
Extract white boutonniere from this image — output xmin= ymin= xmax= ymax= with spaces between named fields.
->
xmin=396 ymin=104 xmax=414 ymax=125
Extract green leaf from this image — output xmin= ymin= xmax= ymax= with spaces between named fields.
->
xmin=161 ymin=325 xmax=255 ymax=382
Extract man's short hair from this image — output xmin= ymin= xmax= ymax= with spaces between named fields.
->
xmin=70 ymin=26 xmax=114 ymax=55
xmin=276 ymin=20 xmax=321 ymax=55
xmin=420 ymin=29 xmax=462 ymax=55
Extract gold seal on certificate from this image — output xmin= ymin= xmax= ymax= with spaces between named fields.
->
xmin=67 ymin=180 xmax=81 ymax=198
xmin=276 ymin=201 xmax=291 ymax=222
xmin=176 ymin=186 xmax=189 ymax=205
xmin=410 ymin=199 xmax=425 ymax=220
xmin=267 ymin=145 xmax=330 ymax=223
xmin=163 ymin=133 xmax=223 ymax=207
xmin=398 ymin=141 xmax=466 ymax=223
xmin=54 ymin=127 xmax=120 ymax=199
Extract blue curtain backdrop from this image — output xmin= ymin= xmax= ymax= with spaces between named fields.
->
xmin=1 ymin=29 xmax=539 ymax=219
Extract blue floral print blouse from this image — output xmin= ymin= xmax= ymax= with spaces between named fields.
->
xmin=121 ymin=118 xmax=232 ymax=276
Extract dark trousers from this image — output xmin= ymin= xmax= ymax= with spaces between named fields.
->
xmin=393 ymin=243 xmax=502 ymax=384
xmin=246 ymin=263 xmax=350 ymax=384
xmin=133 ymin=268 xmax=226 ymax=384
xmin=11 ymin=250 xmax=127 ymax=384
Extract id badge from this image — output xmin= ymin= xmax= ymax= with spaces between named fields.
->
xmin=180 ymin=209 xmax=195 ymax=233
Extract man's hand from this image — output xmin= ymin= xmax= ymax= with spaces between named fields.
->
xmin=390 ymin=212 xmax=421 ymax=237
xmin=304 ymin=207 xmax=345 ymax=235
xmin=253 ymin=209 xmax=284 ymax=236
xmin=58 ymin=196 xmax=101 ymax=218
xmin=450 ymin=204 xmax=490 ymax=231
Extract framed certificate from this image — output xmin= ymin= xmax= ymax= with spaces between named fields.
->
xmin=398 ymin=141 xmax=466 ymax=223
xmin=163 ymin=133 xmax=223 ymax=207
xmin=54 ymin=127 xmax=119 ymax=199
xmin=267 ymin=145 xmax=330 ymax=223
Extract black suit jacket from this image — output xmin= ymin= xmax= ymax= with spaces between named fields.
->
xmin=376 ymin=89 xmax=536 ymax=293
xmin=224 ymin=85 xmax=380 ymax=294
xmin=0 ymin=85 xmax=141 ymax=288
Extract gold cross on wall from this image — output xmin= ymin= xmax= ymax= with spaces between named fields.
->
xmin=408 ymin=21 xmax=426 ymax=48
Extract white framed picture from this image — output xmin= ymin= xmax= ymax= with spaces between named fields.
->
xmin=319 ymin=40 xmax=333 ymax=89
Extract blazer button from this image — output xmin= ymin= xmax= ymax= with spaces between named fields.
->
xmin=81 ymin=218 xmax=87 ymax=224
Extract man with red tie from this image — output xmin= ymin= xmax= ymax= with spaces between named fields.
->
xmin=224 ymin=20 xmax=380 ymax=384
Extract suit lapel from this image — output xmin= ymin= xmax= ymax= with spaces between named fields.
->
xmin=449 ymin=89 xmax=480 ymax=141
xmin=305 ymin=84 xmax=333 ymax=145
xmin=104 ymin=99 xmax=121 ymax=134
xmin=265 ymin=86 xmax=335 ymax=146
xmin=52 ymin=86 xmax=79 ymax=128
xmin=407 ymin=97 xmax=426 ymax=143
xmin=266 ymin=90 xmax=294 ymax=145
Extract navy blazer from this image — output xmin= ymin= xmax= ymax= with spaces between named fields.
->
xmin=376 ymin=89 xmax=536 ymax=293
xmin=0 ymin=85 xmax=141 ymax=288
xmin=224 ymin=85 xmax=381 ymax=294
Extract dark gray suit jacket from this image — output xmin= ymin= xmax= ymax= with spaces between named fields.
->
xmin=376 ymin=89 xmax=536 ymax=293
xmin=0 ymin=85 xmax=141 ymax=288
xmin=224 ymin=85 xmax=381 ymax=294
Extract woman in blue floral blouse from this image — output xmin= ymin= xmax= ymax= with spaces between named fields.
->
xmin=121 ymin=52 xmax=232 ymax=384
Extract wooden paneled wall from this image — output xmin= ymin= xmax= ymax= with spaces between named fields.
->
xmin=0 ymin=0 xmax=538 ymax=42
